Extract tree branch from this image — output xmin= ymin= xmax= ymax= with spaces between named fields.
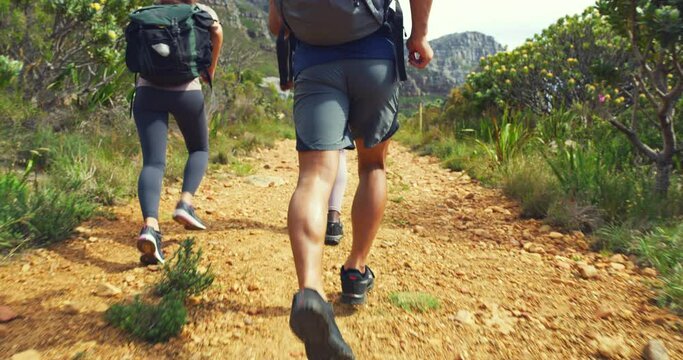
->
xmin=608 ymin=117 xmax=658 ymax=161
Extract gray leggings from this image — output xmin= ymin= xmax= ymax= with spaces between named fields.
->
xmin=133 ymin=87 xmax=209 ymax=219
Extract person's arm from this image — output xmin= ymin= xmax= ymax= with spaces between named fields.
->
xmin=406 ymin=0 xmax=434 ymax=69
xmin=206 ymin=22 xmax=223 ymax=81
xmin=268 ymin=0 xmax=283 ymax=36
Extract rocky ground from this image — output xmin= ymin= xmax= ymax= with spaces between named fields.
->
xmin=1 ymin=139 xmax=681 ymax=360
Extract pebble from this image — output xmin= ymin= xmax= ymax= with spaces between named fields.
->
xmin=0 ymin=305 xmax=18 ymax=323
xmin=643 ymin=339 xmax=669 ymax=360
xmin=595 ymin=335 xmax=628 ymax=359
xmin=93 ymin=303 xmax=109 ymax=313
xmin=95 ymin=283 xmax=122 ymax=297
xmin=610 ymin=262 xmax=626 ymax=271
xmin=244 ymin=175 xmax=285 ymax=187
xmin=578 ymin=265 xmax=598 ymax=279
xmin=473 ymin=229 xmax=488 ymax=238
xmin=548 ymin=232 xmax=564 ymax=239
xmin=528 ymin=245 xmax=545 ymax=254
xmin=11 ymin=349 xmax=41 ymax=360
xmin=596 ymin=305 xmax=615 ymax=319
xmin=453 ymin=310 xmax=475 ymax=326
xmin=21 ymin=264 xmax=30 ymax=273
xmin=609 ymin=254 xmax=627 ymax=264
xmin=641 ymin=267 xmax=658 ymax=277
xmin=62 ymin=301 xmax=82 ymax=315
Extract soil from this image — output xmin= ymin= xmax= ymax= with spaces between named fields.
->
xmin=1 ymin=139 xmax=681 ymax=360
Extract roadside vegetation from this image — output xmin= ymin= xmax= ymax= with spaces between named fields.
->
xmin=0 ymin=0 xmax=292 ymax=256
xmin=397 ymin=2 xmax=683 ymax=313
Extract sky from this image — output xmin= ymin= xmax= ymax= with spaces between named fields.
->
xmin=402 ymin=0 xmax=597 ymax=49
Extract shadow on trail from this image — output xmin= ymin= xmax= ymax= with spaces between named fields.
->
xmin=50 ymin=243 xmax=140 ymax=274
xmin=0 ymin=292 xmax=129 ymax=355
xmin=209 ymin=217 xmax=288 ymax=235
xmin=192 ymin=299 xmax=290 ymax=321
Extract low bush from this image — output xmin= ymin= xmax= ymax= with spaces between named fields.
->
xmin=155 ymin=239 xmax=215 ymax=299
xmin=107 ymin=239 xmax=213 ymax=343
xmin=105 ymin=294 xmax=187 ymax=344
xmin=0 ymin=171 xmax=95 ymax=254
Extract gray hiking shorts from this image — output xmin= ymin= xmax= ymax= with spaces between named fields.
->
xmin=293 ymin=59 xmax=399 ymax=151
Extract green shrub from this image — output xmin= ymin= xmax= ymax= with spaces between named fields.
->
xmin=105 ymin=294 xmax=187 ymax=343
xmin=107 ymin=238 xmax=213 ymax=343
xmin=155 ymin=239 xmax=215 ymax=299
xmin=597 ymin=224 xmax=682 ymax=313
xmin=0 ymin=171 xmax=95 ymax=253
xmin=0 ymin=55 xmax=22 ymax=87
xmin=388 ymin=292 xmax=440 ymax=313
xmin=546 ymin=198 xmax=603 ymax=233
xmin=477 ymin=109 xmax=533 ymax=166
xmin=502 ymin=158 xmax=559 ymax=218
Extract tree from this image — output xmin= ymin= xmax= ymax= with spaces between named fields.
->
xmin=0 ymin=0 xmax=151 ymax=108
xmin=597 ymin=0 xmax=683 ymax=194
xmin=461 ymin=10 xmax=630 ymax=115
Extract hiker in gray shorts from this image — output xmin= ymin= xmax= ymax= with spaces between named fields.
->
xmin=270 ymin=0 xmax=433 ymax=358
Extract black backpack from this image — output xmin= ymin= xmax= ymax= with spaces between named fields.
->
xmin=125 ymin=4 xmax=214 ymax=86
xmin=276 ymin=0 xmax=406 ymax=90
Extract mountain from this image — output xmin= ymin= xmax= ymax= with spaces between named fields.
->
xmin=404 ymin=32 xmax=505 ymax=97
xmin=201 ymin=2 xmax=505 ymax=96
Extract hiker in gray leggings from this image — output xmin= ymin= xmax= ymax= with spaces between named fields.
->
xmin=134 ymin=88 xmax=208 ymax=224
xmin=133 ymin=1 xmax=222 ymax=265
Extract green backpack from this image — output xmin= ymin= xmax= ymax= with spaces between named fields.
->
xmin=125 ymin=4 xmax=213 ymax=86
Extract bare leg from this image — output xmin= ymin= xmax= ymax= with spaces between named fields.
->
xmin=144 ymin=217 xmax=160 ymax=231
xmin=327 ymin=149 xmax=348 ymax=223
xmin=344 ymin=139 xmax=390 ymax=273
xmin=288 ymin=150 xmax=340 ymax=299
xmin=180 ymin=192 xmax=193 ymax=205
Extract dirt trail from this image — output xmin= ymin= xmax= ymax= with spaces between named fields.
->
xmin=1 ymin=139 xmax=681 ymax=360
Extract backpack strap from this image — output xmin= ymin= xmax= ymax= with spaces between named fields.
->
xmin=276 ymin=0 xmax=293 ymax=33
xmin=391 ymin=0 xmax=407 ymax=81
xmin=276 ymin=27 xmax=295 ymax=90
xmin=130 ymin=73 xmax=138 ymax=119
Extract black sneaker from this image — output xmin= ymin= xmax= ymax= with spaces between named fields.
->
xmin=137 ymin=226 xmax=164 ymax=265
xmin=172 ymin=201 xmax=206 ymax=230
xmin=340 ymin=266 xmax=375 ymax=305
xmin=325 ymin=221 xmax=344 ymax=246
xmin=289 ymin=289 xmax=355 ymax=360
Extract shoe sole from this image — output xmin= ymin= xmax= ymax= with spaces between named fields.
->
xmin=290 ymin=303 xmax=354 ymax=360
xmin=324 ymin=234 xmax=343 ymax=246
xmin=341 ymin=282 xmax=374 ymax=305
xmin=173 ymin=209 xmax=207 ymax=230
xmin=136 ymin=234 xmax=164 ymax=265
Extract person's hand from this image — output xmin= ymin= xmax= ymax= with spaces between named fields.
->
xmin=280 ymin=81 xmax=293 ymax=91
xmin=201 ymin=66 xmax=216 ymax=83
xmin=406 ymin=35 xmax=434 ymax=69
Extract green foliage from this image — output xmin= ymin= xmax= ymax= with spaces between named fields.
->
xmin=107 ymin=238 xmax=213 ymax=343
xmin=388 ymin=292 xmax=440 ymax=313
xmin=155 ymin=239 xmax=215 ymax=299
xmin=105 ymin=294 xmax=187 ymax=343
xmin=597 ymin=224 xmax=683 ymax=313
xmin=477 ymin=110 xmax=533 ymax=166
xmin=502 ymin=158 xmax=560 ymax=219
xmin=460 ymin=9 xmax=631 ymax=115
xmin=0 ymin=55 xmax=22 ymax=87
xmin=0 ymin=0 xmax=151 ymax=107
xmin=0 ymin=170 xmax=95 ymax=254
